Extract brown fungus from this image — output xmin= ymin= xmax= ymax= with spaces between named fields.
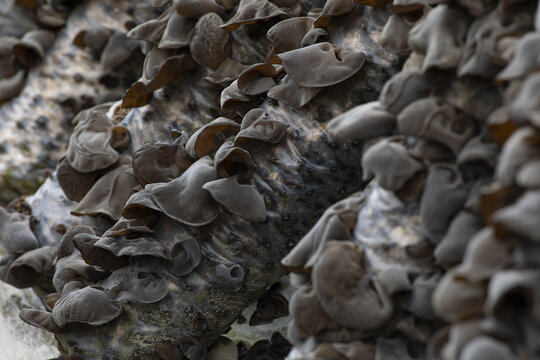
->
xmin=56 ymin=156 xmax=101 ymax=202
xmin=266 ymin=17 xmax=327 ymax=53
xmin=203 ymin=175 xmax=266 ymax=222
xmin=289 ymin=284 xmax=342 ymax=340
xmin=52 ymin=285 xmax=122 ymax=327
xmin=495 ymin=126 xmax=540 ymax=185
xmin=484 ymin=270 xmax=540 ymax=323
xmin=202 ymin=58 xmax=249 ymax=87
xmin=71 ymin=163 xmax=139 ymax=221
xmin=0 ymin=207 xmax=38 ymax=255
xmin=189 ymin=13 xmax=230 ymax=70
xmin=100 ymin=267 xmax=169 ymax=303
xmin=73 ymin=26 xmax=114 ymax=54
xmin=440 ymin=320 xmax=483 ymax=360
xmin=492 ymin=190 xmax=540 ymax=242
xmin=170 ymin=237 xmax=201 ymax=276
xmin=121 ymin=81 xmax=154 ymax=108
xmin=220 ymin=79 xmax=259 ymax=114
xmin=45 ymin=293 xmax=60 ymax=311
xmin=281 ymin=196 xmax=362 ymax=273
xmin=397 ymin=97 xmax=476 ymax=154
xmin=100 ymin=31 xmax=140 ymax=71
xmin=94 ymin=233 xmax=172 ymax=261
xmin=159 ymin=11 xmax=196 ymax=49
xmin=497 ymin=32 xmax=540 ymax=82
xmin=174 ymin=0 xmax=225 ymax=18
xmin=470 ymin=6 xmax=532 ymax=72
xmin=213 ymin=139 xmax=255 ymax=179
xmin=13 ymin=30 xmax=54 ymax=69
xmin=149 ymin=156 xmax=219 ymax=226
xmin=65 ymin=105 xmax=127 ymax=173
xmin=486 ymin=106 xmax=518 ymax=146
xmin=313 ymin=241 xmax=393 ymax=331
xmin=408 ymin=4 xmax=471 ymax=70
xmin=516 ymin=159 xmax=540 ymax=189
xmin=142 ymin=47 xmax=196 ymax=91
xmin=275 ymin=42 xmax=366 ymax=88
xmin=216 ymin=263 xmax=245 ymax=292
xmin=406 ymin=272 xmax=440 ymax=320
xmin=234 ymin=109 xmax=289 ymax=147
xmin=508 ymin=73 xmax=540 ymax=128
xmin=123 ymin=189 xmax=163 ymax=220
xmin=452 ymin=79 xmax=503 ymax=122
xmin=237 ymin=63 xmax=277 ymax=96
xmin=377 ymin=266 xmax=412 ymax=295
xmin=326 ymin=101 xmax=395 ymax=141
xmin=267 ymin=74 xmax=322 ymax=108
xmin=455 ymin=227 xmax=513 ymax=283
xmin=221 ymin=0 xmax=289 ymax=31
xmin=380 ymin=7 xmax=429 ymax=54
xmin=239 ymin=108 xmax=267 ymax=129
xmin=379 ymin=69 xmax=431 ymax=116
xmin=361 ymin=137 xmax=424 ymax=192
xmin=419 ymin=164 xmax=469 ymax=234
xmin=103 ymin=216 xmax=158 ymax=238
xmin=434 ymin=211 xmax=484 ymax=268
xmin=132 ymin=140 xmax=194 ymax=188
xmin=10 ymin=246 xmax=57 ymax=286
xmin=53 ymin=252 xmax=107 ymax=294
xmin=57 ymin=225 xmax=95 ymax=260
xmin=407 ymin=139 xmax=453 ymax=162
xmin=313 ymin=0 xmax=355 ymax=28
xmin=73 ymin=233 xmax=129 ymax=271
xmin=460 ymin=336 xmax=518 ymax=360
xmin=185 ymin=117 xmax=240 ymax=158
xmin=127 ymin=9 xmax=172 ymax=44
xmin=432 ymin=269 xmax=487 ymax=323
xmin=150 ymin=54 xmax=196 ymax=91
xmin=457 ymin=135 xmax=500 ymax=177
xmin=19 ymin=309 xmax=63 ymax=334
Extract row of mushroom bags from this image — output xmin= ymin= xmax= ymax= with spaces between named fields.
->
xmin=0 ymin=0 xmax=538 ymax=359
xmin=284 ymin=0 xmax=540 ymax=359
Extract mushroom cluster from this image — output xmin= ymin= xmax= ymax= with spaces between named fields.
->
xmin=16 ymin=104 xmax=290 ymax=354
xmin=0 ymin=0 xmax=404 ymax=358
xmin=283 ymin=184 xmax=444 ymax=360
xmin=286 ymin=0 xmax=540 ymax=359
xmin=0 ymin=206 xmax=57 ymax=289
xmin=120 ymin=0 xmax=384 ymax=111
xmin=219 ymin=0 xmax=377 ymax=112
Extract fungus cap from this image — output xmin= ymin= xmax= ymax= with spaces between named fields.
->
xmin=276 ymin=42 xmax=366 ymax=88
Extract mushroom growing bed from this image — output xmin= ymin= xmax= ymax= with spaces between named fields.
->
xmin=0 ymin=0 xmax=539 ymax=359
